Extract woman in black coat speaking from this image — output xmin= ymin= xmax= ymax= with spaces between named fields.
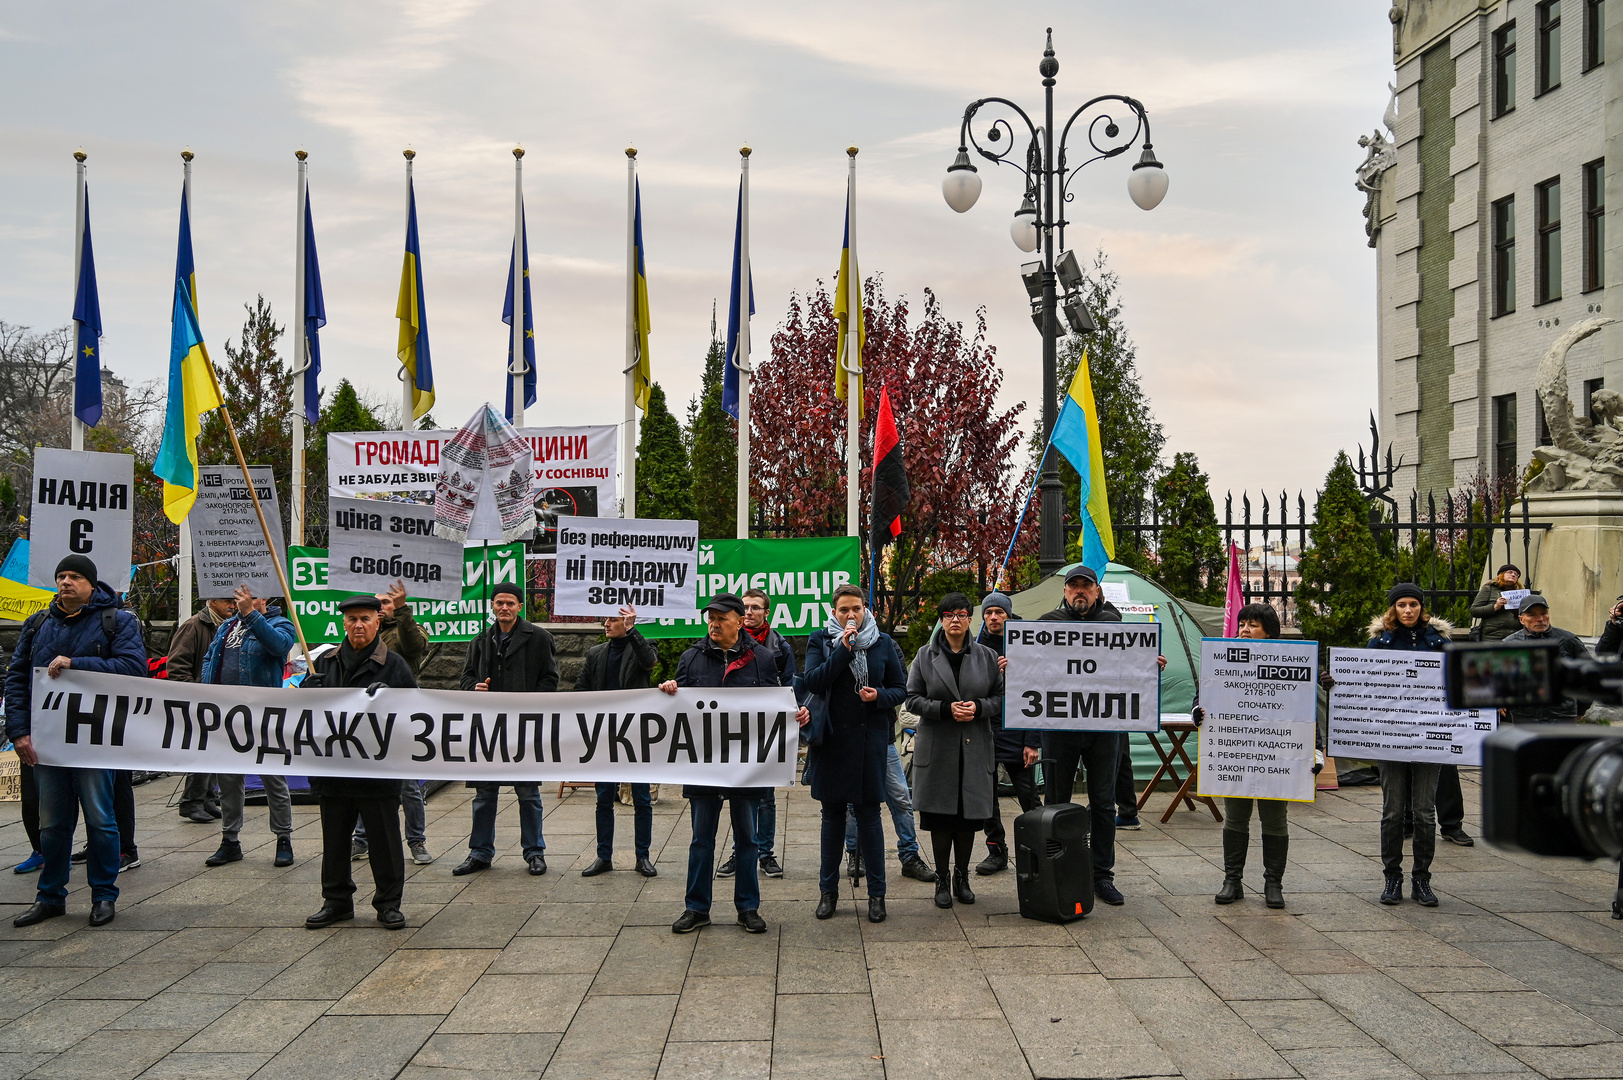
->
xmin=800 ymin=584 xmax=908 ymax=924
xmin=904 ymin=593 xmax=1002 ymax=909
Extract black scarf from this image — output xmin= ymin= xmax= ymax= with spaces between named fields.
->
xmin=337 ymin=637 xmax=373 ymax=685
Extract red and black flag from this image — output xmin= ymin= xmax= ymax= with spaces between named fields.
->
xmin=869 ymin=386 xmax=910 ymax=556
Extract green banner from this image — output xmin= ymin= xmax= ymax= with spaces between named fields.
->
xmin=638 ymin=536 xmax=861 ymax=639
xmin=287 ymin=543 xmax=525 ymax=644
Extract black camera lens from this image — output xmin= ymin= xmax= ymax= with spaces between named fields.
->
xmin=1559 ymin=740 xmax=1623 ymax=860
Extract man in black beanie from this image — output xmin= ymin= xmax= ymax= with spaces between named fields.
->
xmin=4 ymin=556 xmax=147 ymax=928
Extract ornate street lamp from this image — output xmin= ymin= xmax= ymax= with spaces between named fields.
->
xmin=944 ymin=28 xmax=1167 ymax=576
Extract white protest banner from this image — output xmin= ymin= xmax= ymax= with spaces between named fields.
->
xmin=1005 ymin=623 xmax=1161 ymax=732
xmin=327 ymin=496 xmax=463 ymax=602
xmin=1328 ymin=647 xmax=1496 ymax=765
xmin=554 ymin=516 xmax=699 ymax=618
xmin=326 ymin=427 xmax=616 ymax=554
xmin=1500 ymin=589 xmax=1531 ymax=610
xmin=188 ymin=466 xmax=287 ymax=599
xmin=1195 ymin=638 xmax=1318 ymax=802
xmin=28 ymin=448 xmax=134 ymax=593
xmin=31 ymin=668 xmax=796 ymax=787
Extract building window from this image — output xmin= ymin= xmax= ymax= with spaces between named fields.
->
xmin=1585 ymin=0 xmax=1605 ymax=70
xmin=1494 ymin=394 xmax=1519 ymax=479
xmin=1494 ymin=195 xmax=1517 ymax=315
xmin=1586 ymin=378 xmax=1605 ymax=420
xmin=1539 ymin=1 xmax=1563 ymax=93
xmin=1495 ymin=22 xmax=1519 ymax=115
xmin=1536 ymin=396 xmax=1553 ymax=445
xmin=1585 ymin=159 xmax=1605 ymax=292
xmin=1537 ymin=177 xmax=1562 ymax=304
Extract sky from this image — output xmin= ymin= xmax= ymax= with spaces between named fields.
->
xmin=0 ymin=1 xmax=1393 ymax=512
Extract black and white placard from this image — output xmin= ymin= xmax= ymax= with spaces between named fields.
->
xmin=553 ymin=516 xmax=699 ymax=618
xmin=1329 ymin=648 xmax=1495 ymax=765
xmin=1195 ymin=638 xmax=1318 ymax=802
xmin=188 ymin=466 xmax=287 ymax=599
xmin=327 ymin=496 xmax=463 ymax=602
xmin=28 ymin=448 xmax=135 ymax=593
xmin=1004 ymin=622 xmax=1161 ymax=732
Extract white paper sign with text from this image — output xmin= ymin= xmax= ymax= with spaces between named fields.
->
xmin=31 ymin=668 xmax=796 ymax=787
xmin=1196 ymin=638 xmax=1318 ymax=802
xmin=327 ymin=496 xmax=464 ymax=602
xmin=553 ymin=516 xmax=699 ymax=618
xmin=1004 ymin=622 xmax=1161 ymax=732
xmin=28 ymin=448 xmax=134 ymax=593
xmin=1328 ymin=647 xmax=1495 ymax=765
xmin=188 ymin=466 xmax=287 ymax=600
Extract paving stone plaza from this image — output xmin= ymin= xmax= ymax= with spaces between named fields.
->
xmin=0 ymin=771 xmax=1618 ymax=1080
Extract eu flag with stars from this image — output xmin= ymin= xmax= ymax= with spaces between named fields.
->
xmin=302 ymin=189 xmax=326 ymax=424
xmin=72 ymin=188 xmax=103 ymax=428
xmin=502 ymin=202 xmax=536 ymax=422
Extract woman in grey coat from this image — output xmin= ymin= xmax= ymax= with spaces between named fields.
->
xmin=905 ymin=593 xmax=1002 ymax=909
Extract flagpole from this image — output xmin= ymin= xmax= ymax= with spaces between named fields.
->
xmin=735 ymin=145 xmax=752 ymax=540
xmin=178 ymin=148 xmax=195 ymax=619
xmin=997 ymin=439 xmax=1054 ymax=588
xmin=844 ymin=145 xmax=861 ymax=538
xmin=509 ymin=146 xmax=527 ymax=427
xmin=622 ymin=146 xmax=638 ymax=519
xmin=401 ymin=148 xmax=417 ymax=426
xmin=71 ymin=149 xmax=87 ymax=453
xmin=219 ymin=404 xmax=312 ymax=668
xmin=291 ymin=149 xmax=308 ymax=546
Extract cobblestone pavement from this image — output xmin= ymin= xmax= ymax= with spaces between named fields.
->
xmin=0 ymin=771 xmax=1619 ymax=1079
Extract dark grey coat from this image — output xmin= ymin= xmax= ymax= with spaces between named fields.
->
xmin=904 ymin=634 xmax=1001 ymax=821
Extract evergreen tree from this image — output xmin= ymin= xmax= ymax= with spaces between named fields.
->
xmin=1152 ymin=451 xmax=1224 ymax=604
xmin=689 ymin=310 xmax=737 ymax=538
xmin=1038 ymin=250 xmax=1165 ymax=569
xmin=1296 ymin=452 xmax=1389 ymax=655
xmin=304 ymin=379 xmax=385 ymax=546
xmin=198 ymin=296 xmax=293 ymax=535
xmin=635 ymin=383 xmax=695 ymax=520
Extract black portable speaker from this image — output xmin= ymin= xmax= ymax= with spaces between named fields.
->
xmin=1014 ymin=802 xmax=1093 ymax=923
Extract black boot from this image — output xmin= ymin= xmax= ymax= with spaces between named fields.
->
xmin=975 ymin=843 xmax=1008 ymax=876
xmin=1261 ymin=834 xmax=1288 ymax=909
xmin=952 ymin=867 xmax=976 ymax=905
xmin=1215 ymin=830 xmax=1247 ymax=905
xmin=934 ymin=875 xmax=953 ymax=909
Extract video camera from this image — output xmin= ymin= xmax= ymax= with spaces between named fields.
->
xmin=1442 ymin=640 xmax=1623 ymax=860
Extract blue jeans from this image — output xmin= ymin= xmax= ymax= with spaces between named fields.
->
xmin=731 ymin=795 xmax=777 ymax=860
xmin=823 ymin=800 xmax=886 ymax=896
xmin=36 ymin=765 xmax=119 ymax=904
xmin=686 ymin=794 xmax=759 ymax=914
xmin=468 ymin=783 xmax=545 ymax=861
xmin=843 ymin=744 xmax=919 ymax=860
xmin=356 ymin=780 xmax=427 ymax=846
xmin=595 ymin=783 xmax=652 ymax=861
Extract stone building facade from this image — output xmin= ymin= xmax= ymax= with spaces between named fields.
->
xmin=1369 ymin=0 xmax=1620 ymax=496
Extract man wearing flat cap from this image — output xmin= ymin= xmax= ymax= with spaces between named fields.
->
xmin=1503 ymin=593 xmax=1589 ymax=723
xmin=660 ymin=593 xmax=780 ymax=935
xmin=454 ymin=581 xmax=557 ymax=877
xmin=302 ymin=593 xmax=420 ymax=929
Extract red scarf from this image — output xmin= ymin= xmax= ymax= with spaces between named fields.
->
xmin=745 ymin=624 xmax=771 ymax=646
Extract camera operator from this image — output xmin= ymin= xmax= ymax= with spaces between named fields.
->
xmin=1502 ymin=595 xmax=1588 ymax=724
xmin=1595 ymin=595 xmax=1623 ymax=659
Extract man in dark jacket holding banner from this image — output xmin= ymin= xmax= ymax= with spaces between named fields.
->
xmin=660 ymin=594 xmax=778 ymax=935
xmin=580 ymin=606 xmax=660 ymax=878
xmin=456 ymin=582 xmax=556 ymax=876
xmin=303 ymin=595 xmax=418 ymax=930
xmin=1038 ymin=564 xmax=1129 ymax=907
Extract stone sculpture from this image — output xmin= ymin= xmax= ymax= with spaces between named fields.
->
xmin=1528 ymin=317 xmax=1621 ymax=490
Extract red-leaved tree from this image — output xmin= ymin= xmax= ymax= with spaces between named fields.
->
xmin=749 ymin=278 xmax=1028 ymax=629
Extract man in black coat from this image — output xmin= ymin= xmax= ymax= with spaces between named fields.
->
xmin=304 ymin=595 xmax=419 ymax=930
xmin=660 ymin=594 xmax=778 ymax=935
xmin=455 ymin=582 xmax=557 ymax=877
xmin=1038 ymin=565 xmax=1130 ymax=907
xmin=1503 ymin=594 xmax=1590 ymax=724
xmin=975 ymin=590 xmax=1039 ymax=874
xmin=579 ymin=605 xmax=660 ymax=878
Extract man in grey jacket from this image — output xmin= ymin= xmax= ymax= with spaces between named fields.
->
xmin=1503 ymin=594 xmax=1590 ymax=723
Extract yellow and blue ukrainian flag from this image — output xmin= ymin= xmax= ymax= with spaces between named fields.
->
xmin=396 ymin=178 xmax=435 ymax=419
xmin=1050 ymin=350 xmax=1115 ymax=571
xmin=833 ymin=189 xmax=863 ymax=413
xmin=631 ymin=179 xmax=652 ymax=412
xmin=154 ymin=278 xmax=222 ymax=523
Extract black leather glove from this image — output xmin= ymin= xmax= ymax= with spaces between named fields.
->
xmin=365 ymin=681 xmax=387 ymax=696
xmin=1191 ymin=706 xmax=1205 ymax=727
